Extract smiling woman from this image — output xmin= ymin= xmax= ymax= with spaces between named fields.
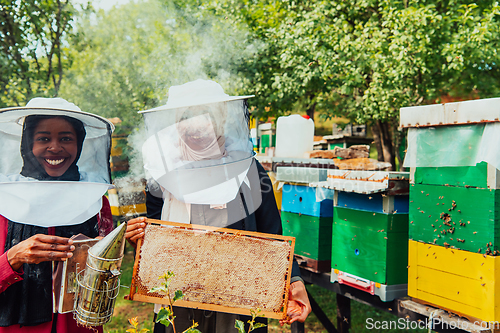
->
xmin=0 ymin=98 xmax=115 ymax=333
xmin=22 ymin=116 xmax=83 ymax=179
xmin=0 ymin=98 xmax=114 ymax=227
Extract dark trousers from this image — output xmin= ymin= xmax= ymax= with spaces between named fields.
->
xmin=153 ymin=307 xmax=268 ymax=333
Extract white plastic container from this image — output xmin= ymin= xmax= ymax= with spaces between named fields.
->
xmin=275 ymin=114 xmax=314 ymax=158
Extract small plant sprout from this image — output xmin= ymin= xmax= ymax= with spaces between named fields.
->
xmin=150 ymin=272 xmax=265 ymax=333
xmin=126 ymin=316 xmax=150 ymax=333
xmin=150 ymin=272 xmax=201 ymax=333
xmin=235 ymin=309 xmax=267 ymax=333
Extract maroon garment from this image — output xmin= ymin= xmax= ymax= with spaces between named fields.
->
xmin=0 ymin=196 xmax=112 ymax=332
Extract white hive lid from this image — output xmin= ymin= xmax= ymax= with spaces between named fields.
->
xmin=400 ymin=97 xmax=500 ymax=129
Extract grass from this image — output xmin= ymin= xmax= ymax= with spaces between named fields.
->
xmin=104 ymin=247 xmax=426 ymax=333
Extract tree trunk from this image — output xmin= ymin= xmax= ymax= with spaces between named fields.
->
xmin=306 ymin=101 xmax=316 ymax=121
xmin=393 ymin=127 xmax=406 ymax=171
xmin=370 ymin=124 xmax=384 ymax=162
xmin=374 ymin=120 xmax=395 ymax=171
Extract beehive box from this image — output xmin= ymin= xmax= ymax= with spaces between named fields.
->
xmin=281 ymin=184 xmax=333 ymax=217
xmin=129 ymin=219 xmax=295 ymax=319
xmin=402 ymin=97 xmax=500 ymax=319
xmin=336 ymin=191 xmax=409 ymax=214
xmin=280 ymin=183 xmax=333 ymax=272
xmin=312 ymin=170 xmax=410 ymax=298
xmin=276 ymin=166 xmax=327 ymax=184
xmin=281 ymin=211 xmax=332 ymax=272
xmin=408 ymin=240 xmax=500 ymax=323
xmin=331 ymin=207 xmax=409 ymax=286
xmin=330 ymin=270 xmax=407 ymax=302
xmin=108 ymin=177 xmax=147 ymax=219
xmin=326 ymin=169 xmax=410 ymax=195
xmin=413 ymin=162 xmax=500 ymax=189
xmin=409 ymin=183 xmax=500 ymax=254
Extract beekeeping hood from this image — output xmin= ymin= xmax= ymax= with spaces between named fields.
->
xmin=0 ymin=98 xmax=114 ymax=227
xmin=140 ymin=79 xmax=255 ymax=206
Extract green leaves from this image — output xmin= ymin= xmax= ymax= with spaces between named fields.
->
xmin=0 ymin=0 xmax=75 ymax=107
xmin=149 ymin=271 xmax=178 ymax=296
xmin=234 ymin=318 xmax=266 ymax=333
xmin=151 ymin=272 xmax=183 ymax=329
xmin=149 ymin=287 xmax=165 ymax=294
xmin=173 ymin=289 xmax=184 ymax=302
xmin=234 ymin=308 xmax=267 ymax=333
xmin=184 ymin=328 xmax=202 ymax=333
xmin=156 ymin=307 xmax=173 ymax=328
xmin=208 ymin=0 xmax=500 ymax=168
xmin=159 ymin=272 xmax=175 ymax=289
xmin=235 ymin=319 xmax=246 ymax=333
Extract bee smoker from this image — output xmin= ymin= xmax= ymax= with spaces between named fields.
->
xmin=74 ymin=222 xmax=126 ymax=326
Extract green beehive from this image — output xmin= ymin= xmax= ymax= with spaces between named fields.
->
xmin=261 ymin=134 xmax=272 ymax=148
xmin=409 ymin=183 xmax=500 ymax=254
xmin=401 ymin=99 xmax=500 ymax=254
xmin=331 ymin=207 xmax=409 ymax=285
xmin=281 ymin=211 xmax=332 ymax=272
xmin=414 ymin=162 xmax=500 ymax=189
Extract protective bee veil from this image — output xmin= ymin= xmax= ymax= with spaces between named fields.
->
xmin=0 ymin=98 xmax=114 ymax=227
xmin=140 ymin=80 xmax=262 ymax=226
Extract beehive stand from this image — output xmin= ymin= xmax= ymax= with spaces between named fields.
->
xmin=128 ymin=219 xmax=295 ymax=319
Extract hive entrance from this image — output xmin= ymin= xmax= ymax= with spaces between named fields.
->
xmin=129 ymin=219 xmax=295 ymax=319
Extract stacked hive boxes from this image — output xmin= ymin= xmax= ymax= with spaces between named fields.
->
xmin=259 ymin=123 xmax=275 ymax=154
xmin=401 ymin=98 xmax=500 ymax=322
xmin=277 ymin=164 xmax=334 ymax=272
xmin=318 ymin=169 xmax=410 ymax=301
xmin=108 ymin=177 xmax=147 ymax=221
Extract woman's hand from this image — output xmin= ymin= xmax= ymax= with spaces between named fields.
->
xmin=7 ymin=234 xmax=75 ymax=272
xmin=280 ymin=280 xmax=312 ymax=325
xmin=125 ymin=217 xmax=147 ymax=249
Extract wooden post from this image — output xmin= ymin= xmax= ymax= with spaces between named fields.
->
xmin=336 ymin=294 xmax=350 ymax=333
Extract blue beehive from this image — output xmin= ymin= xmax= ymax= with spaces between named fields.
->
xmin=281 ymin=184 xmax=333 ymax=217
xmin=279 ymin=182 xmax=334 ymax=272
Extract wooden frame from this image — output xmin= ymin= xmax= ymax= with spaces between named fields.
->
xmin=128 ymin=219 xmax=295 ymax=319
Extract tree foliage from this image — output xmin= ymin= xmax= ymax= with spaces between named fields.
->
xmin=0 ymin=0 xmax=76 ymax=107
xmin=16 ymin=0 xmax=498 ymax=170
xmin=60 ymin=0 xmax=251 ymax=130
xmin=213 ymin=0 xmax=500 ymax=169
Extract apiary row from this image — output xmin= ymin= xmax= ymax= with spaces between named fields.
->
xmin=274 ymin=97 xmax=500 ymax=324
xmin=276 ymin=167 xmax=410 ymax=302
xmin=276 ymin=162 xmax=500 ymax=321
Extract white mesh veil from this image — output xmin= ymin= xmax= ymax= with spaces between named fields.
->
xmin=0 ymin=98 xmax=114 ymax=227
xmin=140 ymin=80 xmax=261 ymax=226
xmin=142 ymin=100 xmax=254 ymax=203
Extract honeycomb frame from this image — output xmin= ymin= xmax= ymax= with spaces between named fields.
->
xmin=128 ymin=219 xmax=295 ymax=319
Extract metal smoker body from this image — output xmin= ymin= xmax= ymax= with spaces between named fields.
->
xmin=74 ymin=223 xmax=126 ymax=326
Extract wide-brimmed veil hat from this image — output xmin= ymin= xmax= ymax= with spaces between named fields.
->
xmin=0 ymin=97 xmax=114 ymax=227
xmin=139 ymin=80 xmax=258 ymax=215
xmin=139 ymin=79 xmax=254 ymax=113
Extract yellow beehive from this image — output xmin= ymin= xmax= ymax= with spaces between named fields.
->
xmin=408 ymin=240 xmax=500 ymax=323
